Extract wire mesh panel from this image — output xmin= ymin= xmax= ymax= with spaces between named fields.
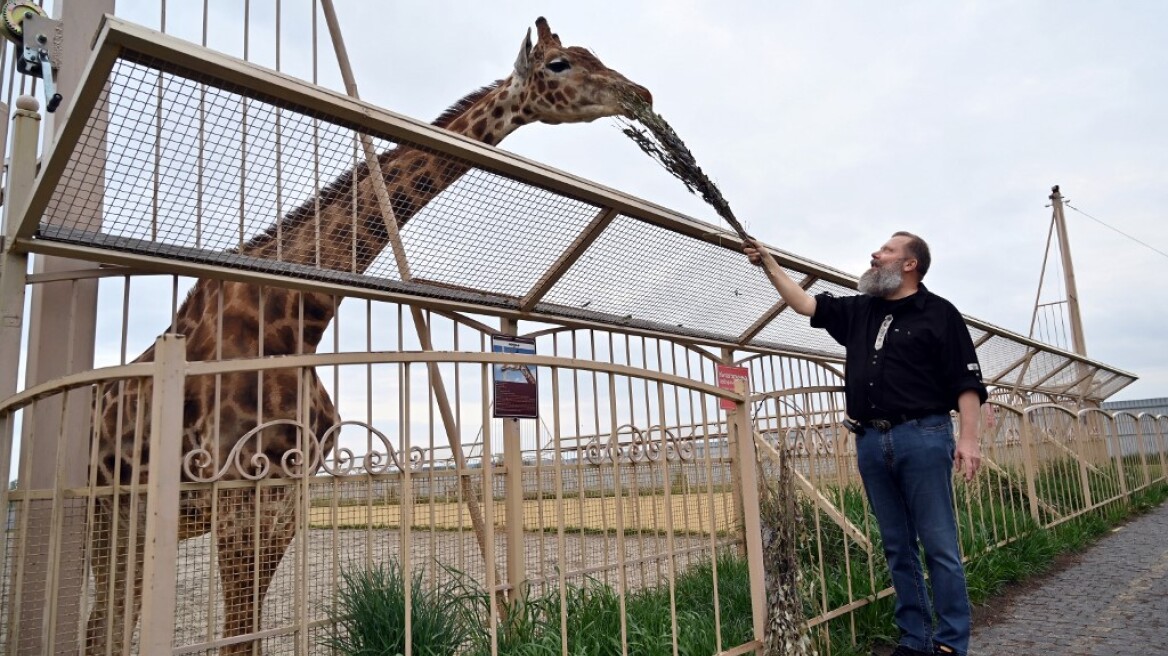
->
xmin=540 ymin=213 xmax=780 ymax=336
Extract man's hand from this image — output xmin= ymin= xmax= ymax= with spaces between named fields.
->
xmin=742 ymin=238 xmax=818 ymax=316
xmin=743 ymin=239 xmax=770 ymax=267
xmin=955 ymin=390 xmax=983 ymax=481
xmin=954 ymin=435 xmax=981 ymax=481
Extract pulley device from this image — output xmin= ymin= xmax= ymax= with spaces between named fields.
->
xmin=0 ymin=1 xmax=63 ymax=112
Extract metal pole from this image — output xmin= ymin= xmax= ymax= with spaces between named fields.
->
xmin=499 ymin=318 xmax=526 ymax=605
xmin=137 ymin=334 xmax=186 ymax=653
xmin=0 ymin=96 xmax=40 ymax=655
xmin=0 ymin=96 xmax=37 ymax=402
xmin=16 ymin=4 xmax=113 ymax=652
xmin=316 ymin=0 xmax=501 ymax=606
xmin=728 ymin=374 xmax=766 ymax=651
xmin=1050 ymin=186 xmax=1087 ymax=356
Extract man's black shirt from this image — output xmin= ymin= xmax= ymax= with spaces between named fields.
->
xmin=810 ymin=284 xmax=988 ymax=422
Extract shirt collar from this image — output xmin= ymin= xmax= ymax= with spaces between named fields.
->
xmin=873 ymin=283 xmax=930 ymax=311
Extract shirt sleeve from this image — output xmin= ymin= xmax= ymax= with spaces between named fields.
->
xmin=810 ymin=292 xmax=855 ymax=347
xmin=941 ymin=302 xmax=989 ymax=405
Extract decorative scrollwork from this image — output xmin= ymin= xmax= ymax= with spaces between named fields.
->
xmin=658 ymin=425 xmax=696 ymax=461
xmin=316 ymin=421 xmax=424 ymax=476
xmin=183 ymin=419 xmax=306 ymax=482
xmin=182 ymin=418 xmax=425 ymax=482
xmin=584 ymin=423 xmax=696 ymax=465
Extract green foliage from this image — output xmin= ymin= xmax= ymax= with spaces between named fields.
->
xmin=325 ymin=553 xmax=752 ymax=656
xmin=463 ymin=552 xmax=752 ymax=656
xmin=322 ymin=560 xmax=471 ymax=656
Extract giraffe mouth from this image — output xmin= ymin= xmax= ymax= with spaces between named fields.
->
xmin=629 ymin=85 xmax=653 ymax=107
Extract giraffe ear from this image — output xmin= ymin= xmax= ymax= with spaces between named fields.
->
xmin=514 ymin=27 xmax=533 ymax=78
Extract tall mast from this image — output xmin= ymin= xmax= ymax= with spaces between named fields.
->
xmin=1050 ymin=185 xmax=1088 ymax=356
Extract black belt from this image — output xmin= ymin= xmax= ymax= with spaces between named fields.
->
xmin=862 ymin=411 xmax=946 ymax=432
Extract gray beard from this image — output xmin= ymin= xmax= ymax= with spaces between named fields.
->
xmin=858 ymin=264 xmax=903 ymax=298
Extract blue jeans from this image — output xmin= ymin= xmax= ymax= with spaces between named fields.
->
xmin=856 ymin=413 xmax=971 ymax=655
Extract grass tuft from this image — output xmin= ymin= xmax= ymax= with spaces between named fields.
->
xmin=322 ymin=560 xmax=471 ymax=656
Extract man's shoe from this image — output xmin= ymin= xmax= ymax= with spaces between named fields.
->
xmin=933 ymin=644 xmax=960 ymax=656
xmin=890 ymin=646 xmax=929 ymax=656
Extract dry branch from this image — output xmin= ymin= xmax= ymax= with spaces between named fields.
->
xmin=619 ymin=94 xmax=751 ymax=240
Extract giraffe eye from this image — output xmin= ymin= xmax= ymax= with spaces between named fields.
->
xmin=546 ymin=58 xmax=571 ymax=73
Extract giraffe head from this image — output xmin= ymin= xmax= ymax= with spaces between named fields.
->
xmin=509 ymin=17 xmax=652 ymax=125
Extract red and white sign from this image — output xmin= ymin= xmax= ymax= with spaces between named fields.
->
xmin=716 ymin=365 xmax=749 ymax=411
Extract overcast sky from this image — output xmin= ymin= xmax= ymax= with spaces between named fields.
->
xmin=107 ymin=1 xmax=1168 ymax=402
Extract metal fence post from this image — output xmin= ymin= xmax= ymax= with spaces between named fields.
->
xmin=500 ymin=318 xmax=526 ymax=605
xmin=1016 ymin=408 xmax=1042 ymax=524
xmin=137 ymin=334 xmax=186 ymax=653
xmin=729 ymin=377 xmax=766 ymax=652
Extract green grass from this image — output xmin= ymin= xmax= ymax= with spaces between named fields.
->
xmin=321 ymin=560 xmax=472 ymax=656
xmin=324 ymin=552 xmax=752 ymax=656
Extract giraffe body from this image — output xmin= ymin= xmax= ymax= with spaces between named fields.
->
xmin=86 ymin=17 xmax=650 ymax=655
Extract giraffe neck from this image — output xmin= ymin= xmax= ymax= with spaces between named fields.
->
xmin=167 ymin=78 xmax=533 ymax=359
xmin=241 ymin=78 xmax=530 ymax=274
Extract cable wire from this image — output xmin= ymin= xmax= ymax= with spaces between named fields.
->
xmin=1065 ymin=203 xmax=1168 ymax=261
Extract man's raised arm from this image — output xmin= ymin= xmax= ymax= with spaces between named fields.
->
xmin=743 ymin=239 xmax=817 ymax=316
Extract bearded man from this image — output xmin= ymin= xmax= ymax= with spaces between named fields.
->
xmin=744 ymin=231 xmax=987 ymax=656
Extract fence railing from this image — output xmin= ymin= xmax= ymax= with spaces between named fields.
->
xmin=1 ymin=337 xmax=768 ymax=655
xmin=752 ymin=386 xmax=1167 ymax=649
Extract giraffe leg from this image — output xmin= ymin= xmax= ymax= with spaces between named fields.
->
xmin=85 ymin=495 xmax=146 ymax=656
xmin=215 ymin=484 xmax=297 ymax=656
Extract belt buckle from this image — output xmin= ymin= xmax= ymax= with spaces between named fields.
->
xmin=871 ymin=419 xmax=892 ymax=432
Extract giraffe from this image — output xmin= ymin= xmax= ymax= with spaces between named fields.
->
xmin=85 ymin=16 xmax=652 ymax=655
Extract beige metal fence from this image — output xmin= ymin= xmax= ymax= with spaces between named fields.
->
xmin=2 ymin=344 xmax=1164 ymax=654
xmin=748 ymin=379 xmax=1167 ymax=651
xmin=1 ymin=335 xmax=768 ymax=655
xmin=0 ymin=6 xmax=1162 ymax=656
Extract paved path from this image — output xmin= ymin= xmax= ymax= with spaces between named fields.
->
xmin=970 ymin=501 xmax=1168 ymax=655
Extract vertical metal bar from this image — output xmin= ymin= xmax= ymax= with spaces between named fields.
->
xmin=38 ymin=386 xmax=75 ymax=653
xmin=1013 ymin=408 xmax=1041 ymax=520
xmin=482 ymin=361 xmax=498 ymax=654
xmin=0 ymin=96 xmax=38 ymax=654
xmin=656 ymin=381 xmax=680 ymax=656
xmin=1050 ymin=187 xmax=1088 ymax=357
xmin=697 ymin=390 xmax=723 ymax=654
xmin=551 ymin=365 xmax=570 ymax=655
xmin=720 ymin=348 xmax=745 ymax=537
xmin=297 ymin=372 xmax=311 ymax=654
xmin=7 ymin=406 xmax=39 ymax=654
xmin=608 ymin=375 xmax=629 ymax=656
xmin=1107 ymin=413 xmax=1128 ymax=498
xmin=500 ymin=318 xmax=526 ymax=605
xmin=0 ymin=94 xmax=37 ymax=507
xmin=729 ymin=376 xmax=767 ymax=649
xmin=318 ymin=0 xmax=411 ymax=278
xmin=138 ymin=334 xmax=187 ymax=653
xmin=403 ymin=363 xmax=414 ymax=656
xmin=1154 ymin=417 xmax=1168 ymax=485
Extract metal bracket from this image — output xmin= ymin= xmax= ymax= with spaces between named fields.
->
xmin=16 ymin=12 xmax=63 ymax=112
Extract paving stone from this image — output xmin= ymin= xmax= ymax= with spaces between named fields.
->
xmin=970 ymin=501 xmax=1168 ymax=655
